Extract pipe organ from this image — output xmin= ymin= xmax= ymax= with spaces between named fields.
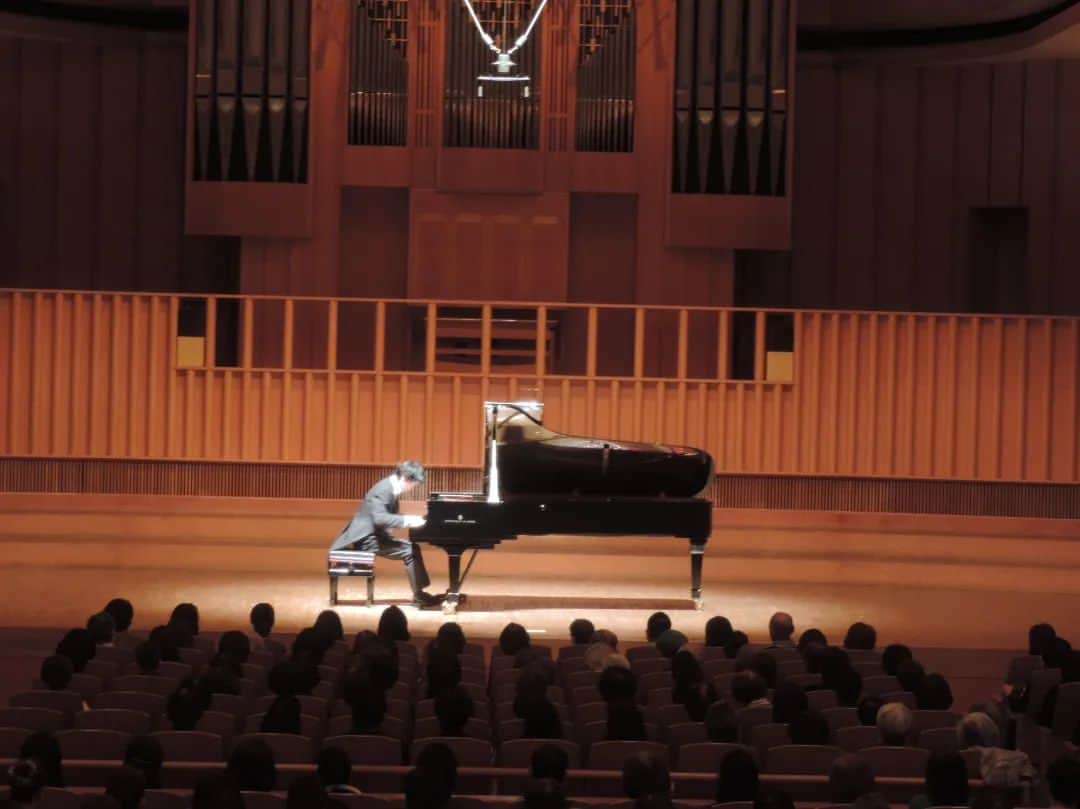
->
xmin=576 ymin=0 xmax=635 ymax=152
xmin=349 ymin=1 xmax=409 ymax=146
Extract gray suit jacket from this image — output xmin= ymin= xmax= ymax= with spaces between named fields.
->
xmin=330 ymin=476 xmax=406 ymax=551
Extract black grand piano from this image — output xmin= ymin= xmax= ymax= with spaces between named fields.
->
xmin=409 ymin=401 xmax=714 ymax=614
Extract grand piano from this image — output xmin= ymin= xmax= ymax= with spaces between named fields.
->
xmin=409 ymin=401 xmax=714 ymax=614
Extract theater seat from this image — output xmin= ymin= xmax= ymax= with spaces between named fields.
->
xmin=0 ymin=706 xmax=65 ymax=732
xmin=56 ymin=728 xmax=130 ymax=760
xmin=859 ymin=745 xmax=930 ymax=777
xmin=763 ymin=744 xmax=841 ymax=774
xmin=410 ymin=736 xmax=494 ymax=766
xmin=0 ymin=726 xmax=30 ymax=758
xmin=75 ymin=708 xmax=152 ymax=736
xmin=322 ymin=734 xmax=402 ymax=765
xmin=589 ymin=740 xmax=667 ymax=770
xmin=500 ymin=738 xmax=581 ymax=768
xmin=239 ymin=791 xmax=286 ymax=809
xmin=676 ymin=742 xmax=751 ymax=773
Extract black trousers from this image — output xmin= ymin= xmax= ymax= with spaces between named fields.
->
xmin=357 ymin=533 xmax=431 ymax=596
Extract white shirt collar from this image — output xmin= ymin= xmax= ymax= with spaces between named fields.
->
xmin=391 ymin=475 xmax=404 ymax=497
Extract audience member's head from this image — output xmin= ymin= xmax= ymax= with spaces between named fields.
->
xmin=56 ymin=628 xmax=96 ymax=673
xmin=716 ymin=748 xmax=759 ymax=803
xmin=531 ymin=744 xmax=570 ymax=783
xmin=170 ymin=603 xmax=200 ymax=636
xmin=731 ymin=670 xmax=768 ymax=707
xmin=167 ymin=684 xmax=208 ymax=731
xmin=104 ymin=599 xmax=134 ymax=634
xmin=435 ymin=622 xmax=466 ymax=657
xmin=40 ymin=654 xmax=74 ymax=692
xmin=725 ymin=630 xmax=749 ymax=660
xmin=434 ymin=684 xmax=474 ymax=736
xmin=789 ymin=709 xmax=831 ymax=746
xmin=569 ymin=619 xmax=595 ymax=645
xmin=829 ymin=755 xmax=877 ymax=803
xmin=1029 ymin=623 xmax=1058 ymax=657
xmin=656 ymin=629 xmax=688 ymax=659
xmin=843 ymin=622 xmax=877 ymax=651
xmin=897 ymin=658 xmax=926 ymax=695
xmin=218 ymin=631 xmax=251 ymax=665
xmin=227 ymin=738 xmax=276 ymax=791
xmin=87 ymin=612 xmax=116 ymax=646
xmin=622 ymin=750 xmax=671 ymax=800
xmin=671 ymin=650 xmax=703 ymax=689
xmin=646 ymin=612 xmax=672 ymax=643
xmin=123 ymin=735 xmax=164 ymax=790
xmin=261 ymin=695 xmax=302 ymax=735
xmin=876 ymin=702 xmax=913 ymax=746
xmin=750 ymin=651 xmax=779 ymax=689
xmin=772 ymin=681 xmax=809 ymax=724
xmin=287 ymin=773 xmax=331 ymax=809
xmin=769 ymin=612 xmax=795 ymax=643
xmin=853 ymin=793 xmax=890 ymax=809
xmin=957 ymin=711 xmax=1001 ymax=749
xmin=925 ymin=752 xmax=970 ymax=808
xmin=522 ymin=698 xmax=563 ymax=740
xmin=524 ymin=777 xmax=569 ymax=809
xmin=314 ymin=609 xmax=345 ymax=644
xmin=705 ymin=616 xmax=734 ymax=648
xmin=606 ymin=699 xmax=647 ymax=741
xmin=6 ymin=758 xmax=46 ymax=805
xmin=499 ymin=622 xmax=531 ymax=657
xmin=134 ymin=641 xmax=161 ymax=675
xmin=598 ymin=665 xmax=638 ymax=703
xmin=881 ymin=643 xmax=913 ymax=676
xmin=753 ymin=786 xmax=796 ymax=809
xmin=105 ymin=764 xmax=147 ymax=809
xmin=414 ymin=742 xmax=458 ymax=806
xmin=918 ymin=673 xmax=954 ymax=710
xmin=292 ymin=627 xmax=329 ymax=668
xmin=343 ymin=671 xmax=387 ymax=733
xmin=405 ymin=767 xmax=448 ymax=809
xmin=149 ymin=625 xmax=182 ymax=662
xmin=857 ymin=695 xmax=884 ymax=727
xmin=705 ymin=700 xmax=739 ymax=742
xmin=426 ymin=643 xmax=463 ymax=699
xmin=797 ymin=628 xmax=828 ymax=654
xmin=21 ymin=731 xmax=64 ymax=787
xmin=250 ymin=603 xmax=275 ymax=638
xmin=584 ymin=641 xmax=618 ymax=672
xmin=834 ymin=666 xmax=864 ymax=707
xmin=1045 ymin=637 xmax=1074 ymax=671
xmin=317 ymin=746 xmax=353 ymax=789
xmin=192 ymin=772 xmax=245 ymax=809
xmin=354 ymin=640 xmax=399 ymax=692
xmin=1047 ymin=756 xmax=1080 ymax=809
xmin=268 ymin=659 xmax=319 ymax=698
xmin=377 ymin=605 xmax=410 ymax=644
xmin=592 ymin=629 xmax=619 ymax=650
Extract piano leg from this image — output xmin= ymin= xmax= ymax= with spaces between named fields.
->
xmin=690 ymin=539 xmax=706 ymax=610
xmin=443 ymin=549 xmax=463 ymax=615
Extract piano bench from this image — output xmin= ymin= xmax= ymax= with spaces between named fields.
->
xmin=327 ymin=550 xmax=376 ymax=606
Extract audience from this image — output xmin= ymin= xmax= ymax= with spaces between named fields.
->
xmin=655 ymin=628 xmax=688 ymax=659
xmin=910 ymin=752 xmax=970 ymax=809
xmin=524 ymin=778 xmax=569 ymax=809
xmin=725 ymin=630 xmax=750 ymax=660
xmin=788 ymin=709 xmax=831 ymax=746
xmin=797 ymin=628 xmax=828 ymax=655
xmin=705 ymin=700 xmax=739 ymax=742
xmin=768 ymin=612 xmax=796 ymax=646
xmin=844 ymin=622 xmax=877 ymax=651
xmin=622 ymin=751 xmax=672 ymax=807
xmin=318 ymin=746 xmax=362 ymax=795
xmin=167 ymin=684 xmax=208 ymax=730
xmin=731 ymin=670 xmax=769 ymax=708
xmin=531 ymin=744 xmax=570 ymax=784
xmin=55 ymin=629 xmax=96 ymax=673
xmin=857 ymin=695 xmax=884 ymax=727
xmin=645 ymin=612 xmax=672 ymax=643
xmin=499 ymin=623 xmax=531 ymax=657
xmin=86 ymin=612 xmax=116 ymax=647
xmin=569 ymin=619 xmax=595 ymax=646
xmin=1047 ymin=756 xmax=1080 ymax=809
xmin=104 ymin=765 xmax=146 ymax=809
xmin=3 ymin=759 xmax=46 ymax=808
xmin=882 ymin=643 xmax=914 ymax=676
xmin=134 ymin=641 xmax=161 ymax=675
xmin=170 ymin=602 xmax=201 ymax=639
xmin=410 ymin=743 xmax=457 ymax=809
xmin=434 ymin=684 xmax=475 ymax=737
xmin=772 ymin=680 xmax=809 ymax=724
xmin=377 ymin=605 xmax=410 ymax=645
xmin=705 ymin=616 xmax=734 ymax=648
xmin=123 ymin=736 xmax=163 ymax=789
xmin=261 ymin=694 xmax=303 ymax=734
xmin=103 ymin=598 xmax=136 ymax=647
xmin=20 ymin=732 xmax=63 ymax=787
xmin=227 ymin=738 xmax=276 ymax=791
xmin=897 ymin=658 xmax=927 ymax=695
xmin=249 ymin=602 xmax=278 ymax=653
xmin=39 ymin=654 xmax=75 ymax=692
xmin=829 ymin=755 xmax=877 ymax=804
xmin=716 ymin=748 xmax=759 ymax=803
xmin=192 ymin=772 xmax=245 ymax=809
xmin=917 ymin=673 xmax=955 ymax=710
xmin=877 ymin=702 xmax=913 ymax=746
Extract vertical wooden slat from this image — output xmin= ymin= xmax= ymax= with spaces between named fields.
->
xmin=844 ymin=314 xmax=859 ymax=475
xmin=327 ymin=300 xmax=339 ymax=371
xmin=1041 ymin=318 xmax=1054 ymax=481
xmin=204 ymin=296 xmax=217 ymax=367
xmin=633 ymin=307 xmax=644 ymax=440
xmin=29 ymin=292 xmax=43 ymax=454
xmin=165 ymin=296 xmax=178 ymax=457
xmin=399 ymin=375 xmax=409 ymax=461
xmin=829 ymin=314 xmax=841 ymax=474
xmin=349 ymin=373 xmax=360 ymax=463
xmin=990 ymin=318 xmax=1005 ymax=480
xmin=753 ymin=310 xmax=766 ymax=382
xmin=586 ymin=306 xmax=598 ymax=434
xmin=127 ymin=296 xmax=142 ymax=456
xmin=946 ymin=316 xmax=959 ymax=477
xmin=866 ymin=315 xmax=879 ymax=475
xmin=809 ymin=312 xmax=823 ymax=471
xmin=790 ymin=312 xmax=802 ymax=473
xmin=1015 ymin=318 xmax=1028 ymax=479
xmin=50 ymin=293 xmax=66 ymax=454
xmin=968 ymin=317 xmax=981 ymax=478
xmin=242 ymin=298 xmax=254 ymax=368
xmin=70 ymin=294 xmax=85 ymax=455
xmin=223 ymin=370 xmax=233 ymax=459
xmin=676 ymin=309 xmax=688 ymax=443
xmin=535 ymin=304 xmax=547 ymax=377
xmin=717 ymin=309 xmax=730 ymax=381
xmin=109 ymin=295 xmax=124 ymax=456
xmin=302 ymin=371 xmax=313 ymax=460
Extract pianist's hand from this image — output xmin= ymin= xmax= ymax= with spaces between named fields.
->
xmin=403 ymin=514 xmax=426 ymax=528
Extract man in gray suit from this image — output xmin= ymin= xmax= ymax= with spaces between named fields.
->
xmin=331 ymin=460 xmax=441 ymax=608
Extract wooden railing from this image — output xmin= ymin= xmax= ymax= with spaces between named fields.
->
xmin=1 ymin=289 xmax=1078 ymax=483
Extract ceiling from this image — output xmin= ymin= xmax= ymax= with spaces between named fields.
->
xmin=800 ymin=0 xmax=1070 ymax=30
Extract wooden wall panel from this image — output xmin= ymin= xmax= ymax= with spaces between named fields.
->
xmin=874 ymin=69 xmax=918 ymax=310
xmin=913 ymin=68 xmax=957 ymax=312
xmin=833 ymin=68 xmax=877 ymax=309
xmin=989 ymin=63 xmax=1024 ymax=207
xmin=1022 ymin=62 xmax=1057 ymax=316
xmin=1053 ymin=62 xmax=1080 ymax=316
xmin=0 ymin=38 xmax=19 ymax=280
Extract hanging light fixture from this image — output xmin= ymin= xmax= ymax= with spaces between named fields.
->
xmin=460 ymin=0 xmax=549 ymax=96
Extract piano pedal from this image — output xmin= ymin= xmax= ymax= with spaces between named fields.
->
xmin=442 ymin=593 xmax=466 ymax=615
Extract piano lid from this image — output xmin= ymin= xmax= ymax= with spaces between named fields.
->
xmin=482 ymin=401 xmax=713 ymax=499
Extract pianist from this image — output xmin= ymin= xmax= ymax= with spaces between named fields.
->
xmin=330 ymin=461 xmax=442 ymax=608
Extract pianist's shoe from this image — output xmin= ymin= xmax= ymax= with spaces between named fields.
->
xmin=411 ymin=591 xmax=443 ymax=609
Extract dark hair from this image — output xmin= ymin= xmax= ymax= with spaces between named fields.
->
xmin=797 ymin=628 xmax=828 ymax=654
xmin=857 ymin=695 xmax=884 ymax=727
xmin=436 ymin=622 xmax=467 ymax=657
xmin=105 ymin=764 xmax=147 ymax=809
xmin=134 ymin=641 xmax=161 ymax=674
xmin=426 ymin=643 xmax=463 ymax=699
xmin=705 ymin=700 xmax=738 ymax=743
xmin=772 ymin=681 xmax=809 ymax=724
xmin=918 ymin=673 xmax=954 ymax=710
xmin=705 ymin=616 xmax=734 ymax=647
xmin=570 ymin=619 xmax=595 ymax=645
xmin=754 ymin=786 xmax=796 ymax=809
xmin=415 ymin=742 xmax=457 ymax=801
xmin=435 ymin=685 xmax=474 ymax=736
xmin=926 ymin=752 xmax=970 ymax=807
xmin=522 ymin=699 xmax=563 ymax=739
xmin=405 ymin=767 xmax=447 ymax=809
xmin=6 ymin=758 xmax=46 ymax=803
xmin=261 ymin=695 xmax=302 ymax=735
xmin=749 ymin=652 xmax=779 ymax=689
xmin=192 ymin=772 xmax=245 ymax=809
xmin=315 ymin=610 xmax=345 ymax=644
xmin=104 ymin=599 xmax=134 ymax=633
xmin=292 ymin=627 xmax=329 ymax=667
xmin=676 ymin=680 xmax=717 ymax=725
xmin=167 ymin=685 xmax=208 ymax=731
xmin=829 ymin=754 xmax=876 ymax=803
xmin=646 ymin=612 xmax=672 ymax=643
xmin=228 ymin=738 xmax=277 ymax=791
xmin=268 ymin=660 xmax=318 ymax=698
xmin=897 ymin=659 xmax=926 ymax=694
xmin=524 ymin=777 xmax=569 ymax=809
xmin=1029 ymin=623 xmax=1057 ymax=657
xmin=516 ymin=663 xmax=553 ymax=710
xmin=318 ymin=746 xmax=353 ymax=788
xmin=80 ymin=797 xmax=123 ymax=809
xmin=218 ymin=631 xmax=251 ymax=664
xmin=123 ymin=735 xmax=164 ymax=790
xmin=286 ymin=773 xmax=327 ymax=809
xmin=395 ymin=460 xmax=426 ymax=483
xmin=881 ymin=644 xmax=913 ymax=676
xmin=87 ymin=612 xmax=116 ymax=645
xmin=40 ymin=655 xmax=74 ymax=691
xmin=725 ymin=630 xmax=749 ymax=660
xmin=843 ymin=622 xmax=877 ymax=651
xmin=622 ymin=750 xmax=671 ymax=799
xmin=499 ymin=622 xmax=531 ymax=656
xmin=1045 ymin=637 xmax=1073 ymax=671
xmin=56 ymin=628 xmax=96 ymax=673
xmin=149 ymin=625 xmax=182 ymax=662
xmin=598 ymin=665 xmax=638 ymax=703
xmin=768 ymin=612 xmax=795 ymax=642
xmin=21 ymin=731 xmax=64 ymax=787
xmin=1047 ymin=756 xmax=1080 ymax=808
xmin=789 ymin=709 xmax=832 ymax=746
xmin=834 ymin=667 xmax=864 ymax=707
xmin=731 ymin=670 xmax=768 ymax=706
xmin=531 ymin=744 xmax=570 ymax=782
xmin=250 ymin=603 xmax=275 ymax=636
xmin=717 ymin=748 xmax=759 ymax=803
xmin=355 ymin=641 xmax=400 ymax=692
xmin=170 ymin=603 xmax=200 ymax=636
xmin=377 ymin=605 xmax=410 ymax=644
xmin=606 ymin=700 xmax=647 ymax=741
xmin=343 ymin=670 xmax=387 ymax=734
